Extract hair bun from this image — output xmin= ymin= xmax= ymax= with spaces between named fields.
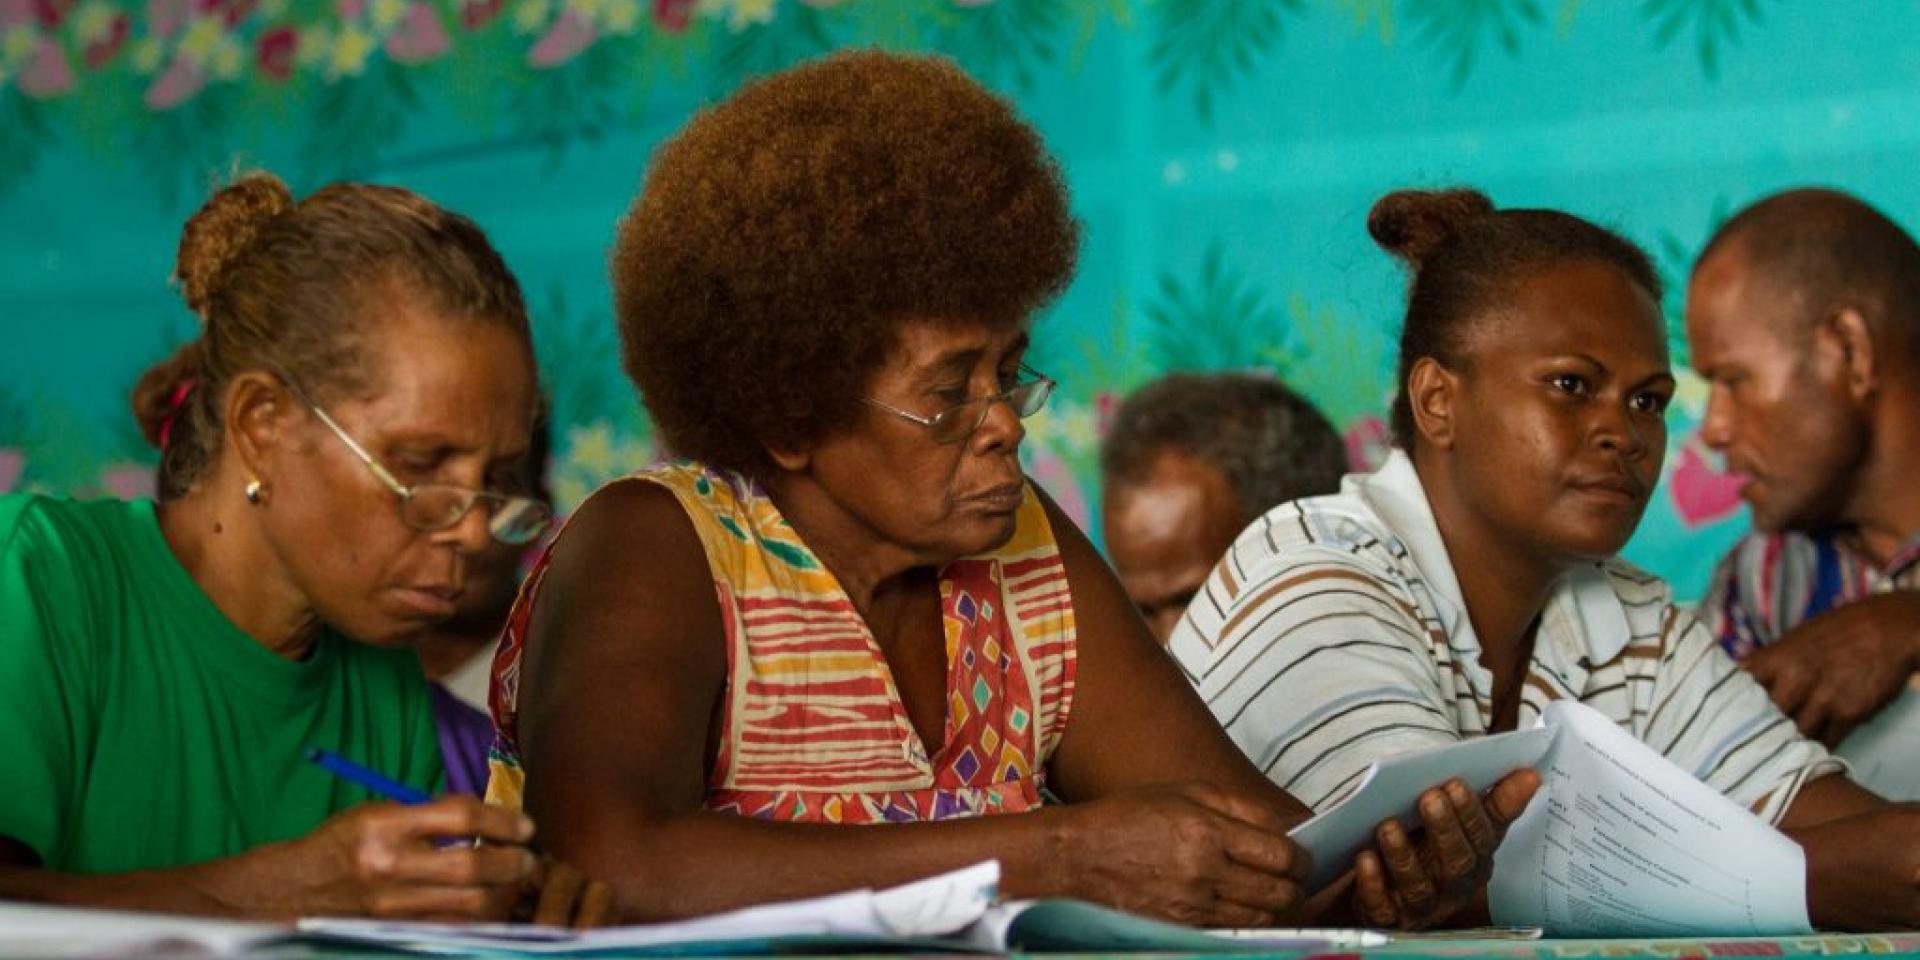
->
xmin=175 ymin=172 xmax=294 ymax=316
xmin=1367 ymin=188 xmax=1496 ymax=268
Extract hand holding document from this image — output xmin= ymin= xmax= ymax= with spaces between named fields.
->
xmin=1287 ymin=725 xmax=1555 ymax=893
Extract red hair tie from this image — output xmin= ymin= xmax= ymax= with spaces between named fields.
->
xmin=157 ymin=378 xmax=198 ymax=452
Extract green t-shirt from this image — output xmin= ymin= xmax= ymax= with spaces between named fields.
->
xmin=0 ymin=494 xmax=444 ymax=874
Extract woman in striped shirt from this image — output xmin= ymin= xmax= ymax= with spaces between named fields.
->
xmin=485 ymin=53 xmax=1532 ymax=929
xmin=1171 ymin=188 xmax=1920 ymax=930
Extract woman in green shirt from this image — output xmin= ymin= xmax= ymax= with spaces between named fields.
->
xmin=0 ymin=172 xmax=606 ymax=924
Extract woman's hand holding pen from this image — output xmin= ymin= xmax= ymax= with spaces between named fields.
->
xmin=274 ymin=795 xmax=535 ymax=920
xmin=249 ymin=796 xmax=613 ymax=926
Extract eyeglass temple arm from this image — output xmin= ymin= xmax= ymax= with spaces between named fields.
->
xmin=307 ymin=405 xmax=412 ymax=498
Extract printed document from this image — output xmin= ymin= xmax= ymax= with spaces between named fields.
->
xmin=1488 ymin=700 xmax=1811 ymax=937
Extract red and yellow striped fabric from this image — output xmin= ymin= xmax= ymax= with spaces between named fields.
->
xmin=486 ymin=462 xmax=1077 ymax=824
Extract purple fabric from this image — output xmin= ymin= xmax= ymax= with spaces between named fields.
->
xmin=430 ymin=683 xmax=493 ymax=796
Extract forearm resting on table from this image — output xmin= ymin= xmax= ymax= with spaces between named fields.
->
xmin=1776 ymin=773 xmax=1883 ymax=831
xmin=547 ymin=807 xmax=1080 ymax=922
xmin=1776 ymin=775 xmax=1920 ymax=931
xmin=0 ymin=836 xmax=305 ymax=918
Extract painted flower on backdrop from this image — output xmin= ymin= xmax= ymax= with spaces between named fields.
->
xmin=1093 ymin=391 xmax=1119 ymax=436
xmin=551 ymin=420 xmax=661 ymax=514
xmin=1022 ymin=398 xmax=1100 ymax=462
xmin=385 ymin=0 xmax=451 ymax=63
xmin=695 ymin=0 xmax=773 ymax=33
xmin=1342 ymin=415 xmax=1391 ymax=473
xmin=74 ymin=2 xmax=129 ymax=68
xmin=254 ymin=22 xmax=293 ymax=78
xmin=1026 ymin=446 xmax=1089 ymax=532
xmin=15 ymin=30 xmax=72 ymax=96
xmin=0 ymin=450 xmax=22 ymax=495
xmin=1019 ymin=398 xmax=1103 ymax=533
xmin=1657 ymin=367 xmax=1744 ymax=529
xmin=127 ymin=0 xmax=461 ymax=107
xmin=525 ymin=0 xmax=642 ymax=67
xmin=99 ymin=463 xmax=157 ymax=501
xmin=457 ymin=0 xmax=500 ymax=28
xmin=652 ymin=0 xmax=695 ymax=33
xmin=1668 ymin=437 xmax=1745 ymax=529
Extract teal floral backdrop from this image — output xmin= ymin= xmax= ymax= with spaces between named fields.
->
xmin=5 ymin=1 xmax=1919 ymax=599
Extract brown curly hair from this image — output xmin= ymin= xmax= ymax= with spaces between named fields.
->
xmin=612 ymin=50 xmax=1080 ymax=478
xmin=133 ymin=171 xmax=531 ymax=501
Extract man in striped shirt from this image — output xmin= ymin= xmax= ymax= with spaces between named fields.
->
xmin=1167 ymin=450 xmax=1842 ymax=822
xmin=1686 ymin=189 xmax=1920 ymax=759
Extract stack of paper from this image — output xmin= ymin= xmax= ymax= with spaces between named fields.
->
xmin=300 ymin=860 xmax=1000 ymax=955
xmin=296 ymin=862 xmax=1343 ymax=956
xmin=0 ymin=902 xmax=288 ymax=958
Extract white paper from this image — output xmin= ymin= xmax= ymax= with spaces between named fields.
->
xmin=1288 ymin=726 xmax=1555 ymax=891
xmin=1835 ymin=678 xmax=1920 ymax=801
xmin=0 ymin=902 xmax=287 ymax=958
xmin=298 ymin=860 xmax=1000 ymax=955
xmin=1488 ymin=700 xmax=1811 ymax=938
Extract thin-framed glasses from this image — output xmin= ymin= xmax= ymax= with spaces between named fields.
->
xmin=306 ymin=405 xmax=553 ymax=546
xmin=862 ymin=365 xmax=1057 ymax=445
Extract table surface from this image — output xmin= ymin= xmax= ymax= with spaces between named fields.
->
xmin=5 ymin=933 xmax=1920 ymax=959
xmin=1357 ymin=932 xmax=1920 ymax=957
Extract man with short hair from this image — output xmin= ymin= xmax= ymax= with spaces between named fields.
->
xmin=1099 ymin=372 xmax=1347 ymax=644
xmin=1686 ymin=188 xmax=1920 ymax=795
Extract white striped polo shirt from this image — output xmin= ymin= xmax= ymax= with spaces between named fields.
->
xmin=1167 ymin=450 xmax=1843 ymax=824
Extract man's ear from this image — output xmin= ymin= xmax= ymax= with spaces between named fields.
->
xmin=1822 ymin=306 xmax=1880 ymax=404
xmin=225 ymin=371 xmax=300 ymax=487
xmin=1407 ymin=356 xmax=1462 ymax=452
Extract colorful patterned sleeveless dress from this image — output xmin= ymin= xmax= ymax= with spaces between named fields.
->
xmin=486 ymin=462 xmax=1078 ymax=823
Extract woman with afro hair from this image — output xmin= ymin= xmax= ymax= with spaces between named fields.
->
xmin=485 ymin=51 xmax=1530 ymax=927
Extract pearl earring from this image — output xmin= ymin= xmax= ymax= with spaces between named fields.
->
xmin=244 ymin=480 xmax=264 ymax=504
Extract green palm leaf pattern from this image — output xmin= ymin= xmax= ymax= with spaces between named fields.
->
xmin=1401 ymin=0 xmax=1544 ymax=88
xmin=126 ymin=93 xmax=247 ymax=209
xmin=0 ymin=96 xmax=52 ymax=205
xmin=531 ymin=286 xmax=649 ymax=439
xmin=935 ymin=0 xmax=1069 ymax=93
xmin=1148 ymin=0 xmax=1299 ymax=124
xmin=1641 ymin=0 xmax=1771 ymax=78
xmin=710 ymin=3 xmax=842 ymax=93
xmin=517 ymin=41 xmax=636 ymax=167
xmin=0 ymin=382 xmax=46 ymax=491
xmin=1027 ymin=296 xmax=1155 ymax=400
xmin=1141 ymin=242 xmax=1297 ymax=374
xmin=1649 ymin=196 xmax=1732 ymax=370
xmin=1267 ymin=294 xmax=1394 ymax=429
xmin=302 ymin=59 xmax=422 ymax=182
xmin=1337 ymin=0 xmax=1397 ymax=41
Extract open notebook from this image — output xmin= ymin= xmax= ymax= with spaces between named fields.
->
xmin=0 ymin=863 xmax=1344 ymax=957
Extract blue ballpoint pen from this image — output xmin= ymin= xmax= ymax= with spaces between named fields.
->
xmin=304 ymin=747 xmax=433 ymax=805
